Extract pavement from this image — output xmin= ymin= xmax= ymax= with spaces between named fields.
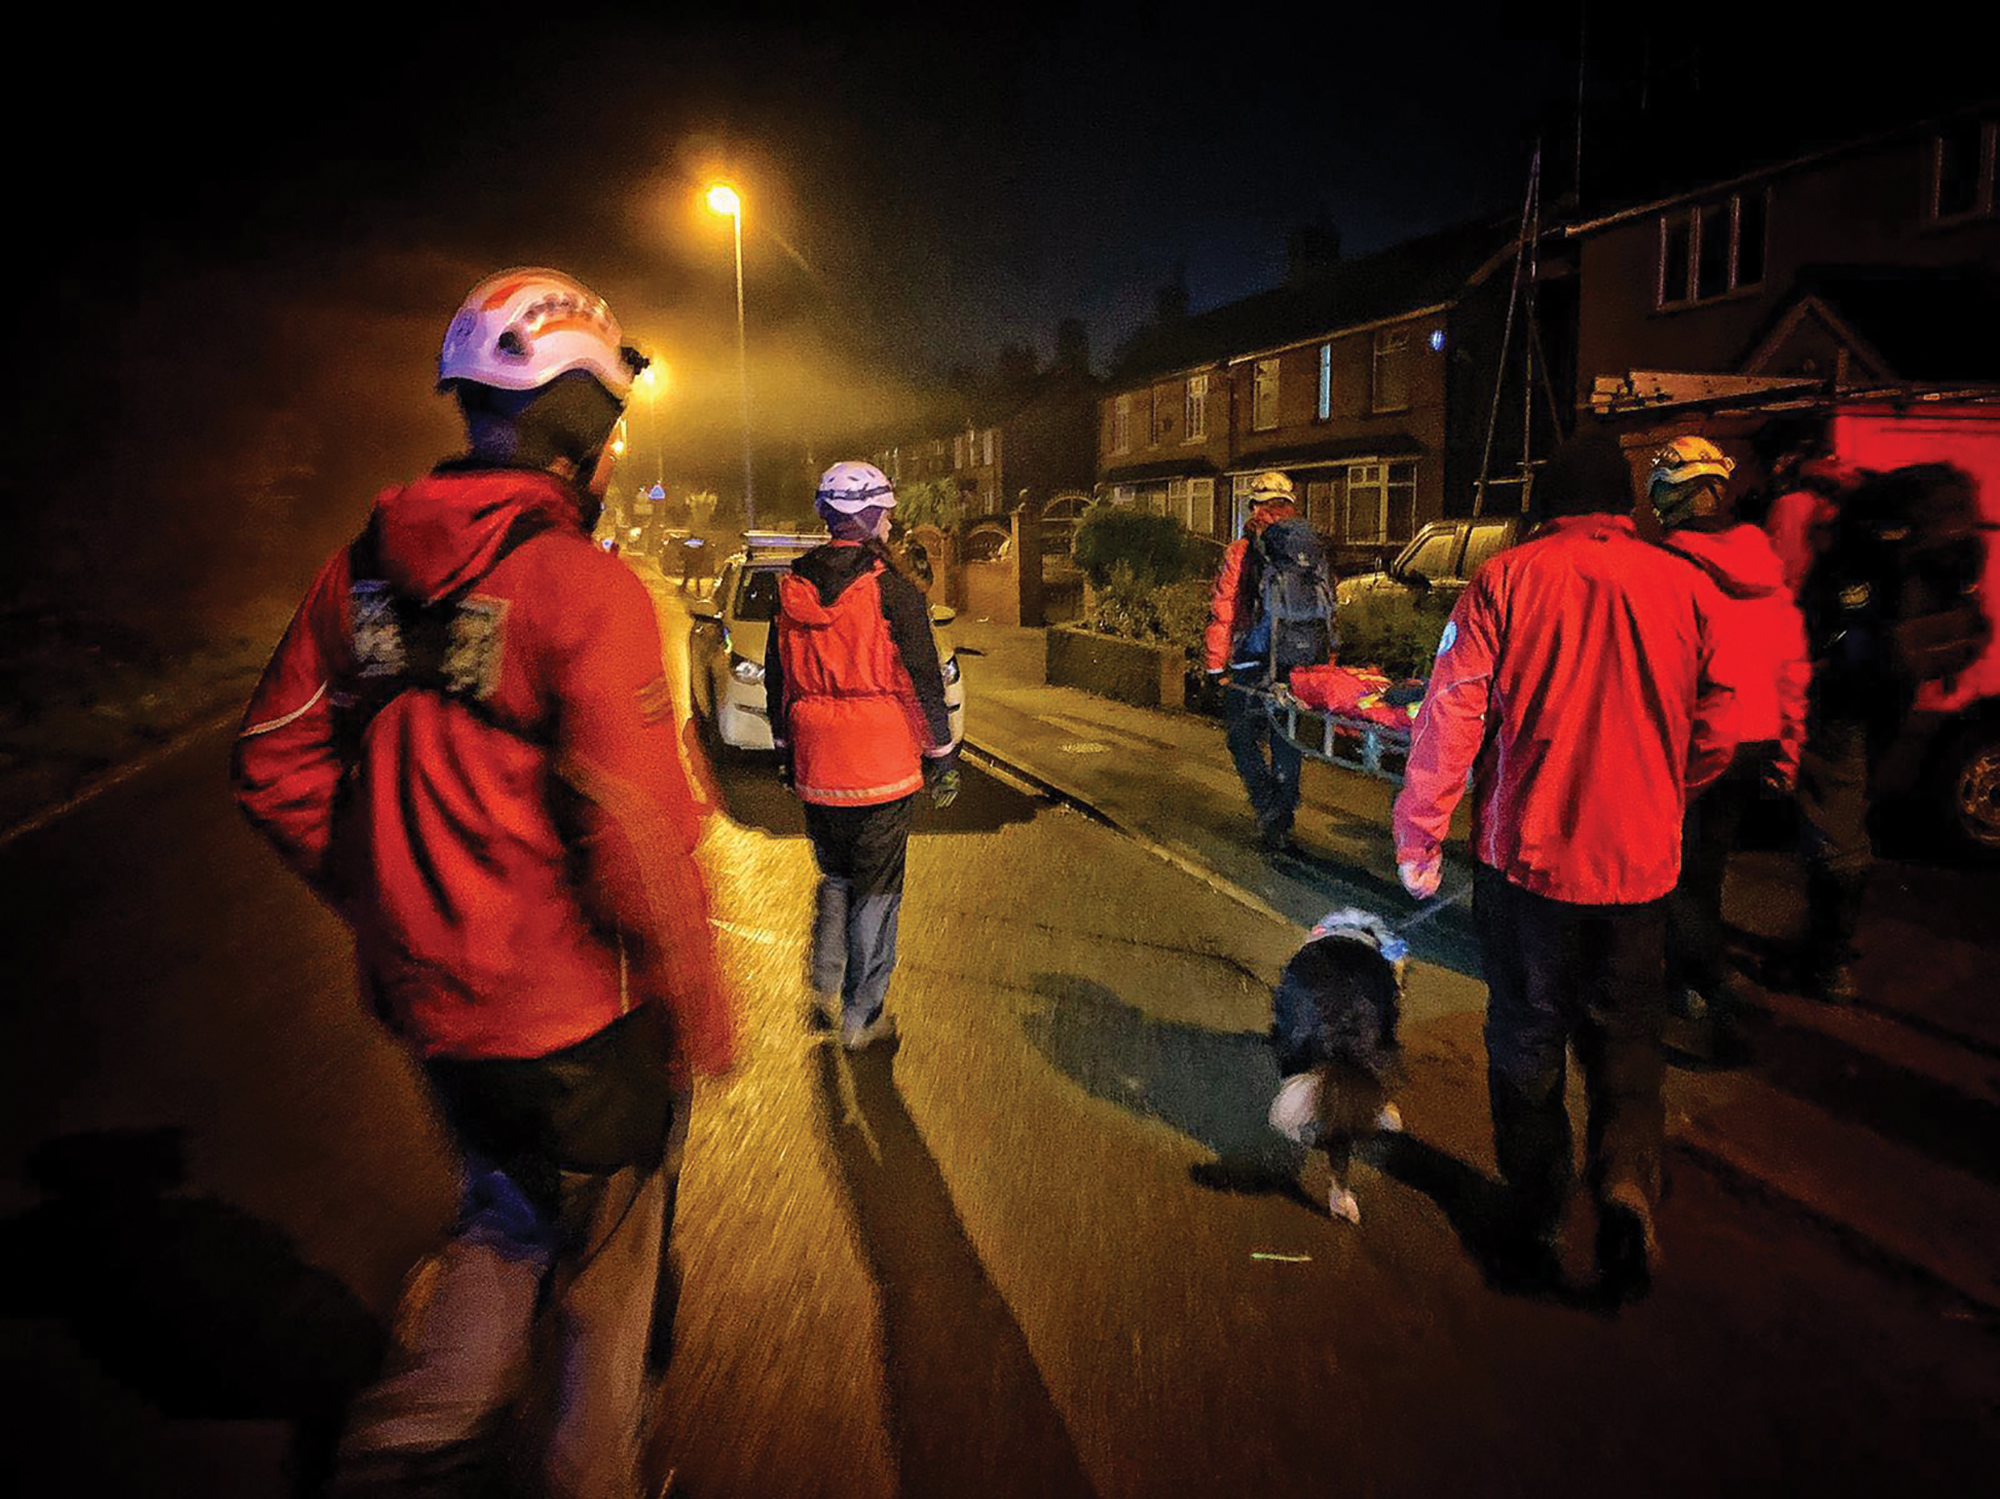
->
xmin=947 ymin=614 xmax=2000 ymax=1315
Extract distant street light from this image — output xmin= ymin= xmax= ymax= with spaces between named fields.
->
xmin=634 ymin=362 xmax=664 ymax=486
xmin=706 ymin=182 xmax=755 ymax=528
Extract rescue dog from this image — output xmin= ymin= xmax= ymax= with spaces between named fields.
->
xmin=1267 ymin=909 xmax=1407 ymax=1224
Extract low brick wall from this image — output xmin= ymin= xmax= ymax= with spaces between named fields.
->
xmin=1045 ymin=626 xmax=1185 ymax=710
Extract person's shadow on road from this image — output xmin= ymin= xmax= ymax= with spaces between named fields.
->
xmin=0 ymin=1127 xmax=386 ymax=1496
xmin=812 ymin=1042 xmax=1097 ymax=1499
xmin=1019 ymin=974 xmax=1549 ymax=1292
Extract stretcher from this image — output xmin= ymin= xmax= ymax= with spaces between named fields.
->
xmin=1225 ymin=679 xmax=1414 ymax=785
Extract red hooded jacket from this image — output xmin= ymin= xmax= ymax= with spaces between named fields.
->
xmin=1392 ymin=515 xmax=1737 ymax=906
xmin=232 ymin=468 xmax=732 ymax=1071
xmin=768 ymin=541 xmax=951 ymax=806
xmin=1203 ymin=498 xmax=1300 ymax=673
xmin=1662 ymin=523 xmax=1811 ymax=784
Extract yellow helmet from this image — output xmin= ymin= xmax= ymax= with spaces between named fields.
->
xmin=1248 ymin=470 xmax=1296 ymax=502
xmin=1648 ymin=436 xmax=1735 ymax=499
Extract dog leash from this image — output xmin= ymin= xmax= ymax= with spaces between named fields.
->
xmin=1390 ymin=877 xmax=1475 ymax=941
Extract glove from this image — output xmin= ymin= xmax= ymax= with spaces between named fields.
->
xmin=1397 ymin=854 xmax=1442 ymax=900
xmin=925 ymin=751 xmax=961 ymax=809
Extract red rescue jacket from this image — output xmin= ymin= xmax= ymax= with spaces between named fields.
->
xmin=1662 ymin=523 xmax=1811 ymax=784
xmin=232 ymin=467 xmax=732 ymax=1071
xmin=1392 ymin=514 xmax=1737 ymax=906
xmin=775 ymin=549 xmax=936 ymax=806
xmin=1203 ymin=499 xmax=1300 ymax=673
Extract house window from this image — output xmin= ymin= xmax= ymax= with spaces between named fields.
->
xmin=1168 ymin=477 xmax=1216 ymax=535
xmin=953 ymin=434 xmax=966 ymax=470
xmin=1305 ymin=478 xmax=1337 ymax=531
xmin=1185 ymin=374 xmax=1208 ymax=441
xmin=1344 ymin=459 xmax=1419 ymax=543
xmin=1317 ymin=343 xmax=1333 ymax=421
xmin=1252 ymin=358 xmax=1281 ymax=431
xmin=1152 ymin=385 xmax=1175 ymax=446
xmin=1371 ymin=330 xmax=1411 ymax=414
xmin=1658 ymin=190 xmax=1768 ymax=306
xmin=1110 ymin=485 xmax=1137 ymax=507
xmin=1231 ymin=473 xmax=1260 ymax=535
xmin=1932 ymin=117 xmax=1997 ymax=219
xmin=983 ymin=428 xmax=996 ymax=467
xmin=1111 ymin=395 xmax=1131 ymax=454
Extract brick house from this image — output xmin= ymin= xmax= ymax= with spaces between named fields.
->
xmin=1570 ymin=104 xmax=2000 ymax=453
xmin=875 ymin=360 xmax=1100 ymax=521
xmin=1098 ymin=218 xmax=1519 ymax=568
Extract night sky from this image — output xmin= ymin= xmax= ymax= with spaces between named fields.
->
xmin=8 ymin=3 xmax=1989 ymax=632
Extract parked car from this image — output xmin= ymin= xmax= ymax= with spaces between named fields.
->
xmin=1334 ymin=515 xmax=1522 ymax=611
xmin=688 ymin=532 xmax=967 ymax=754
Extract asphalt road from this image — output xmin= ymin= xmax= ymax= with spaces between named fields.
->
xmin=2 ymin=725 xmax=1996 ymax=1498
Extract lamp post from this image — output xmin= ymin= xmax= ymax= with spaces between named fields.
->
xmin=634 ymin=363 xmax=663 ymax=487
xmin=706 ymin=182 xmax=755 ymax=529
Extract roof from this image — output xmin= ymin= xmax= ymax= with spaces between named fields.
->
xmin=1111 ymin=217 xmax=1514 ymax=385
xmin=1785 ymin=269 xmax=2000 ymax=385
xmin=1565 ymin=103 xmax=1998 ymax=237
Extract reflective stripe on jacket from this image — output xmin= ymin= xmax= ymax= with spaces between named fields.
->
xmin=776 ymin=563 xmax=927 ymax=806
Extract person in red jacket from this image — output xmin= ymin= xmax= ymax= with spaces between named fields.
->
xmin=764 ymin=461 xmax=959 ymax=1051
xmin=1204 ymin=470 xmax=1307 ymax=851
xmin=1746 ymin=413 xmax=1854 ymax=602
xmin=233 ymin=268 xmax=733 ymax=1498
xmin=1650 ymin=437 xmax=1811 ymax=1064
xmin=1392 ymin=430 xmax=1735 ymax=1305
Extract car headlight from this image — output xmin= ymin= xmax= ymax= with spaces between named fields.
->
xmin=730 ymin=654 xmax=764 ymax=684
xmin=941 ymin=652 xmax=960 ymax=686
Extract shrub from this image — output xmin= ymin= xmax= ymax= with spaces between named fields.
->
xmin=896 ymin=477 xmax=965 ymax=531
xmin=1071 ymin=505 xmax=1193 ymax=589
xmin=1335 ymin=590 xmax=1455 ymax=680
xmin=1087 ymin=564 xmax=1213 ymax=660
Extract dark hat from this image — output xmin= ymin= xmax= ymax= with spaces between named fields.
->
xmin=1532 ymin=430 xmax=1636 ymax=520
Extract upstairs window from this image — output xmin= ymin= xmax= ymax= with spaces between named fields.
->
xmin=1371 ymin=329 xmax=1411 ymax=413
xmin=982 ymin=428 xmax=996 ymax=467
xmin=1111 ymin=394 xmax=1131 ymax=454
xmin=1932 ymin=117 xmax=1997 ymax=220
xmin=1252 ymin=358 xmax=1281 ymax=431
xmin=1151 ymin=385 xmax=1175 ymax=445
xmin=1317 ymin=342 xmax=1333 ymax=420
xmin=1659 ymin=190 xmax=1768 ymax=307
xmin=1185 ymin=374 xmax=1208 ymax=441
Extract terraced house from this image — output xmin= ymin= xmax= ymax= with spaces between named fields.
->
xmin=1097 ymin=219 xmax=1525 ymax=570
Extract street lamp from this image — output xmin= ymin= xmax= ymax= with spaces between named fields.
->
xmin=706 ymin=182 xmax=755 ymax=529
xmin=634 ymin=362 xmax=663 ymax=486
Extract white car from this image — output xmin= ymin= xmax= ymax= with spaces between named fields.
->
xmin=688 ymin=533 xmax=966 ymax=754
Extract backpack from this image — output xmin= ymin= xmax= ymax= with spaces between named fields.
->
xmin=1248 ymin=516 xmax=1336 ymax=671
xmin=1816 ymin=462 xmax=1990 ymax=688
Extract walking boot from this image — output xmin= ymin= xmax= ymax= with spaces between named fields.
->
xmin=1595 ymin=1180 xmax=1658 ymax=1308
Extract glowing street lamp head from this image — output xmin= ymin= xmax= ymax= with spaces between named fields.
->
xmin=706 ymin=183 xmax=742 ymax=218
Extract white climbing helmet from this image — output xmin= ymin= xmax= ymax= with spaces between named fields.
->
xmin=438 ymin=268 xmax=649 ymax=401
xmin=815 ymin=460 xmax=898 ymax=513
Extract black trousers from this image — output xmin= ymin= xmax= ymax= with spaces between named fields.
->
xmin=1796 ymin=715 xmax=1873 ymax=970
xmin=1474 ymin=865 xmax=1668 ymax=1240
xmin=1667 ymin=740 xmax=1777 ymax=1000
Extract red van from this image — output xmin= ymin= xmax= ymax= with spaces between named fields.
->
xmin=1835 ymin=404 xmax=2000 ymax=854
